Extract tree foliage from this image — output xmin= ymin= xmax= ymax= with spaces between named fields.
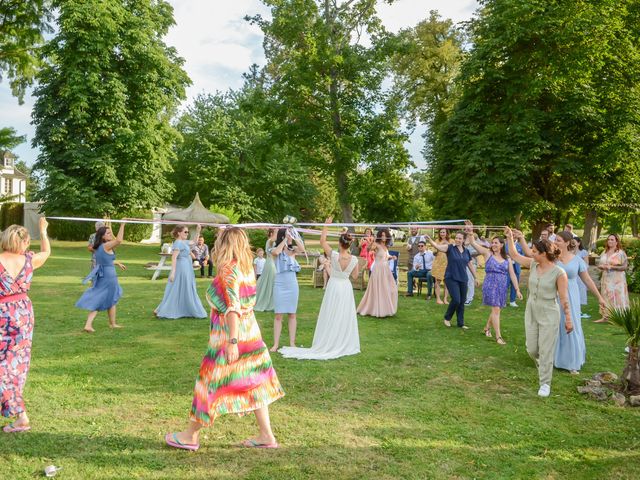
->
xmin=0 ymin=0 xmax=53 ymax=103
xmin=171 ymin=83 xmax=317 ymax=222
xmin=0 ymin=126 xmax=25 ymax=151
xmin=32 ymin=0 xmax=190 ymax=216
xmin=429 ymin=0 xmax=640 ymax=226
xmin=249 ymin=0 xmax=412 ymax=222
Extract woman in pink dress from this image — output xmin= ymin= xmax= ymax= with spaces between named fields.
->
xmin=359 ymin=228 xmax=375 ymax=272
xmin=357 ymin=229 xmax=398 ymax=317
xmin=0 ymin=219 xmax=51 ymax=433
xmin=595 ymin=233 xmax=629 ymax=323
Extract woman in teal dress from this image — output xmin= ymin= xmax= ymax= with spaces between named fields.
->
xmin=254 ymin=229 xmax=277 ymax=312
xmin=154 ymin=225 xmax=207 ymax=319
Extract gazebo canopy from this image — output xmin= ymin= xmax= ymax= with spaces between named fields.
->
xmin=162 ymin=193 xmax=229 ymax=224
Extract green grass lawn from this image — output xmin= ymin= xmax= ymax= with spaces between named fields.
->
xmin=2 ymin=241 xmax=639 ymax=479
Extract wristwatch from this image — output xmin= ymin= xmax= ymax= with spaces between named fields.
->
xmin=229 ymin=337 xmax=238 ymax=344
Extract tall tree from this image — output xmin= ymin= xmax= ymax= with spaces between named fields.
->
xmin=430 ymin=0 xmax=640 ymax=230
xmin=0 ymin=0 xmax=53 ymax=103
xmin=32 ymin=0 xmax=190 ymax=215
xmin=249 ymin=0 xmax=412 ymax=223
xmin=172 ymin=87 xmax=317 ymax=222
xmin=391 ymin=10 xmax=464 ymax=130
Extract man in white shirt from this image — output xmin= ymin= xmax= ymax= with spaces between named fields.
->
xmin=406 ymin=241 xmax=434 ymax=298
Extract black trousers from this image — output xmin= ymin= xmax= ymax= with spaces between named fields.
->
xmin=444 ymin=278 xmax=467 ymax=327
xmin=197 ymin=258 xmax=213 ymax=277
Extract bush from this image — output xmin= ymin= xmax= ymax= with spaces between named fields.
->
xmin=0 ymin=202 xmax=24 ymax=229
xmin=209 ymin=204 xmax=240 ymax=224
xmin=47 ymin=210 xmax=153 ymax=242
xmin=48 ymin=216 xmax=96 ymax=241
xmin=247 ymin=229 xmax=268 ymax=251
xmin=123 ymin=210 xmax=153 ymax=242
xmin=626 ymin=244 xmax=640 ymax=293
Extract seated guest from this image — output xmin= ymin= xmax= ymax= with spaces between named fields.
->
xmin=190 ymin=236 xmax=212 ymax=278
xmin=254 ymin=248 xmax=266 ymax=281
xmin=406 ymin=241 xmax=434 ymax=298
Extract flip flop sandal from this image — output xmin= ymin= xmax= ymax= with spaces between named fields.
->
xmin=3 ymin=422 xmax=31 ymax=433
xmin=239 ymin=439 xmax=279 ymax=449
xmin=165 ymin=432 xmax=199 ymax=451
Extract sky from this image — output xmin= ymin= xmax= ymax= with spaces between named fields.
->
xmin=0 ymin=0 xmax=478 ymax=169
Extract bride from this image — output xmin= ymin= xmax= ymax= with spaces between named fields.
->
xmin=279 ymin=217 xmax=360 ymax=360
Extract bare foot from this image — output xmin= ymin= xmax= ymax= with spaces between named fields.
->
xmin=593 ymin=318 xmax=608 ymax=323
xmin=436 ymin=300 xmax=444 ymax=305
xmin=269 ymin=346 xmax=278 ymax=352
xmin=110 ymin=324 xmax=124 ymax=329
xmin=83 ymin=327 xmax=95 ymax=333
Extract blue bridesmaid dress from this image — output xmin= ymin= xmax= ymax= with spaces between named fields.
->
xmin=554 ymin=256 xmax=587 ymax=371
xmin=155 ymin=240 xmax=207 ymax=319
xmin=76 ymin=244 xmax=123 ymax=311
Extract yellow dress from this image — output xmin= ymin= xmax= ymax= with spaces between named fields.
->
xmin=431 ymin=241 xmax=450 ymax=281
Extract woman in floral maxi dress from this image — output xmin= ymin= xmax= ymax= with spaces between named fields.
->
xmin=166 ymin=227 xmax=284 ymax=450
xmin=1 ymin=219 xmax=51 ymax=433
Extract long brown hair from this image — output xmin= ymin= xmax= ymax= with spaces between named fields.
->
xmin=213 ymin=227 xmax=253 ymax=275
xmin=556 ymin=231 xmax=577 ymax=252
xmin=606 ymin=233 xmax=622 ymax=253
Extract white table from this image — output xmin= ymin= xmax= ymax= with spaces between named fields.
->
xmin=148 ymin=253 xmax=173 ymax=281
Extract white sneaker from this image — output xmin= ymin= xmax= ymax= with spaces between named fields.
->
xmin=509 ymin=301 xmax=518 ymax=307
xmin=538 ymin=384 xmax=551 ymax=397
xmin=581 ymin=313 xmax=591 ymax=319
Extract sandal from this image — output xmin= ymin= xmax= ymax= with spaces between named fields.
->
xmin=165 ymin=432 xmax=199 ymax=451
xmin=496 ymin=337 xmax=506 ymax=345
xmin=483 ymin=328 xmax=492 ymax=338
xmin=3 ymin=422 xmax=31 ymax=433
xmin=238 ymin=438 xmax=279 ymax=449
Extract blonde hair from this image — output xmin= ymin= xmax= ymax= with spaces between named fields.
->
xmin=213 ymin=227 xmax=253 ymax=275
xmin=172 ymin=224 xmax=187 ymax=239
xmin=1 ymin=225 xmax=30 ymax=253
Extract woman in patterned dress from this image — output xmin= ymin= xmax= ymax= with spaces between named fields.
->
xmin=595 ymin=233 xmax=630 ymax=323
xmin=165 ymin=227 xmax=285 ymax=451
xmin=467 ymin=229 xmax=522 ymax=345
xmin=430 ymin=228 xmax=450 ymax=304
xmin=0 ymin=218 xmax=51 ymax=433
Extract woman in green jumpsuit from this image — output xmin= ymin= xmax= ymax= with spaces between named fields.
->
xmin=505 ymin=227 xmax=573 ymax=397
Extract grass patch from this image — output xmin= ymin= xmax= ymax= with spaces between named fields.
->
xmin=2 ymin=241 xmax=639 ymax=479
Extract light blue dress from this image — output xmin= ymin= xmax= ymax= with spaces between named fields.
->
xmin=577 ymin=249 xmax=589 ymax=305
xmin=155 ymin=240 xmax=207 ymax=319
xmin=76 ymin=244 xmax=123 ymax=311
xmin=554 ymin=256 xmax=587 ymax=371
xmin=273 ymin=251 xmax=300 ymax=314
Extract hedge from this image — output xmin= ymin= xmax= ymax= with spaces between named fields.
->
xmin=0 ymin=202 xmax=24 ymax=230
xmin=48 ymin=211 xmax=153 ymax=242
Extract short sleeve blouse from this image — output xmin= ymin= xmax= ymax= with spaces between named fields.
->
xmin=444 ymin=244 xmax=472 ymax=282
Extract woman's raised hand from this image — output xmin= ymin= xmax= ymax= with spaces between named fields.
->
xmin=39 ymin=217 xmax=49 ymax=232
xmin=503 ymin=226 xmax=514 ymax=240
xmin=464 ymin=220 xmax=474 ymax=235
xmin=325 ymin=216 xmax=333 ymax=225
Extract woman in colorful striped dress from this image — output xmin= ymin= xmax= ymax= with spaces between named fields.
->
xmin=165 ymin=227 xmax=285 ymax=451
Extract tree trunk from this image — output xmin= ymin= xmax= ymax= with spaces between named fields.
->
xmin=583 ymin=209 xmax=598 ymax=252
xmin=514 ymin=212 xmax=522 ymax=230
xmin=531 ymin=220 xmax=547 ymax=243
xmin=622 ymin=346 xmax=640 ymax=395
xmin=336 ymin=170 xmax=354 ymax=223
xmin=325 ymin=0 xmax=353 ymax=223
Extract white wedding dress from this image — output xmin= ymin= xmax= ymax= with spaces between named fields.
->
xmin=279 ymin=251 xmax=360 ymax=360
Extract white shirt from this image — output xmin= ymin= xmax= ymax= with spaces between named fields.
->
xmin=412 ymin=251 xmax=434 ymax=271
xmin=253 ymin=257 xmax=266 ymax=275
